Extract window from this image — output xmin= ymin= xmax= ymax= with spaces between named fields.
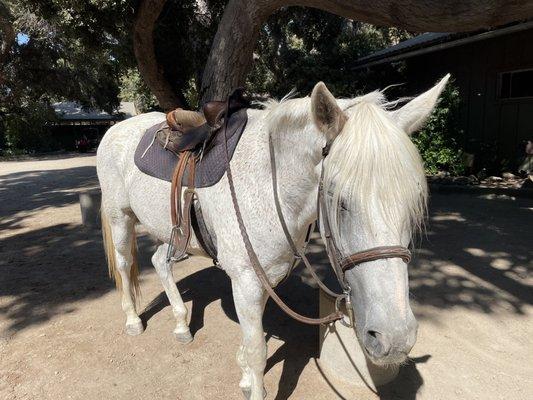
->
xmin=499 ymin=69 xmax=533 ymax=99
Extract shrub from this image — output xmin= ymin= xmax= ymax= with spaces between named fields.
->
xmin=1 ymin=102 xmax=58 ymax=155
xmin=411 ymin=80 xmax=467 ymax=176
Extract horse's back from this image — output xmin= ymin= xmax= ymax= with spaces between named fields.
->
xmin=97 ymin=112 xmax=165 ymax=211
xmin=97 ymin=112 xmax=165 ymax=170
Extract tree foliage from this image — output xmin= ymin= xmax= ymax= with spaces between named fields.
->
xmin=249 ymin=7 xmax=411 ymax=98
xmin=0 ymin=0 xmax=134 ymax=153
xmin=411 ymin=80 xmax=467 ymax=175
xmin=3 ymin=0 xmax=470 ymax=164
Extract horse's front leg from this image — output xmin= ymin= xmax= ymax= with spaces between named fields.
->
xmin=232 ymin=275 xmax=268 ymax=400
xmin=151 ymin=244 xmax=192 ymax=343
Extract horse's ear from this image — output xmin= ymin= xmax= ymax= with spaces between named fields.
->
xmin=392 ymin=74 xmax=450 ymax=135
xmin=311 ymin=82 xmax=347 ymax=138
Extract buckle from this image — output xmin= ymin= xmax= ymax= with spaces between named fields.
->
xmin=335 ymin=290 xmax=355 ymax=328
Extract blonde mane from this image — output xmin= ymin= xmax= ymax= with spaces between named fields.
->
xmin=261 ymin=90 xmax=427 ymax=244
xmin=324 ymin=94 xmax=427 ymax=244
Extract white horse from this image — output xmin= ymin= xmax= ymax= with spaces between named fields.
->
xmin=97 ymin=75 xmax=449 ymax=399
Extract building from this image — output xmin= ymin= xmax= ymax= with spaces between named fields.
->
xmin=354 ymin=21 xmax=533 ymax=170
xmin=51 ymin=102 xmax=138 ymax=150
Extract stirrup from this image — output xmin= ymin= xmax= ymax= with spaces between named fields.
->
xmin=166 ymin=225 xmax=188 ymax=263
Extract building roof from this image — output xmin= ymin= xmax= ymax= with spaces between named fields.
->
xmin=357 ymin=32 xmax=452 ymax=64
xmin=354 ymin=20 xmax=533 ymax=69
xmin=53 ymin=101 xmax=138 ymax=121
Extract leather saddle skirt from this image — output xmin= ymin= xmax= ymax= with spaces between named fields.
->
xmin=134 ymin=109 xmax=248 ymax=188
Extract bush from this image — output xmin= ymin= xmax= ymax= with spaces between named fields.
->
xmin=1 ymin=102 xmax=58 ymax=155
xmin=411 ymin=80 xmax=467 ymax=176
xmin=119 ymin=69 xmax=159 ymax=113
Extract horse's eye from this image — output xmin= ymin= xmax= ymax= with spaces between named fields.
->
xmin=340 ymin=200 xmax=349 ymax=211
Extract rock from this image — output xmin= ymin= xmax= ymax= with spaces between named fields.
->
xmin=436 ymin=171 xmax=450 ymax=178
xmin=521 ymin=175 xmax=533 ymax=189
xmin=453 ymin=176 xmax=470 ymax=185
xmin=468 ymin=175 xmax=480 ymax=185
xmin=502 ymin=172 xmax=516 ymax=180
xmin=488 ymin=176 xmax=503 ymax=182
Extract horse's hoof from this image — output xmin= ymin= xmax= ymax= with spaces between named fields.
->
xmin=241 ymin=388 xmax=266 ymax=399
xmin=125 ymin=321 xmax=144 ymax=336
xmin=174 ymin=330 xmax=193 ymax=344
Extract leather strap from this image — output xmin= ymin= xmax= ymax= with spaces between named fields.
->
xmin=191 ymin=201 xmax=218 ymax=261
xmin=268 ymin=134 xmax=343 ymax=300
xmin=168 ymin=90 xmax=413 ymax=327
xmin=171 ymin=151 xmax=190 ymax=227
xmin=317 ymin=156 xmax=351 ymax=293
xmin=340 ymin=246 xmax=411 ymax=271
xmin=221 ymin=92 xmax=344 ymax=325
xmin=170 ymin=151 xmax=197 ymax=261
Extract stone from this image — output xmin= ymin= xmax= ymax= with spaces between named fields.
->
xmin=468 ymin=175 xmax=480 ymax=184
xmin=488 ymin=176 xmax=503 ymax=182
xmin=502 ymin=172 xmax=517 ymax=180
xmin=79 ymin=189 xmax=102 ymax=228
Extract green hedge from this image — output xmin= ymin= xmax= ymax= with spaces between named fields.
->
xmin=411 ymin=80 xmax=467 ymax=176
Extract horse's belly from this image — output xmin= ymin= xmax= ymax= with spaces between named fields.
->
xmin=128 ymin=167 xmax=209 ymax=258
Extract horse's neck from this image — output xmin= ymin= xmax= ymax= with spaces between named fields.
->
xmin=269 ymin=117 xmax=324 ymax=234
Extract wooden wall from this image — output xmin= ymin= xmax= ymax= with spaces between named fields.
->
xmin=404 ymin=28 xmax=533 ymax=164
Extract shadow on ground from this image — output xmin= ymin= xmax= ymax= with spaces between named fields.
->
xmin=1 ymin=162 xmax=531 ymax=399
xmin=0 ymin=167 xmax=98 ymax=232
xmin=140 ymin=193 xmax=532 ymax=399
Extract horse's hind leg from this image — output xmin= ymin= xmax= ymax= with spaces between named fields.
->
xmin=102 ymin=210 xmax=144 ymax=336
xmin=151 ymin=244 xmax=192 ymax=343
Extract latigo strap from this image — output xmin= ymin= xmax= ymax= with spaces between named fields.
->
xmin=169 ymin=151 xmax=197 ymax=262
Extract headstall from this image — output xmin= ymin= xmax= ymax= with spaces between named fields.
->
xmin=220 ymin=92 xmax=412 ymax=327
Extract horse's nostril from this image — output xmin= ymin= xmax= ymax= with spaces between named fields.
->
xmin=364 ymin=329 xmax=391 ymax=358
xmin=367 ymin=330 xmax=379 ymax=339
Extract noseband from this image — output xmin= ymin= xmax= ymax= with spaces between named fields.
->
xmin=221 ymin=92 xmax=411 ymax=327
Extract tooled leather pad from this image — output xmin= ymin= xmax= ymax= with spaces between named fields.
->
xmin=133 ymin=109 xmax=248 ymax=188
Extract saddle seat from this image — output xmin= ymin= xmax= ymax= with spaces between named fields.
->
xmin=162 ymin=109 xmax=208 ymax=153
xmin=161 ymin=88 xmax=248 ymax=154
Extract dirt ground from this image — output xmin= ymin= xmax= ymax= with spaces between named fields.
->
xmin=0 ymin=154 xmax=531 ymax=400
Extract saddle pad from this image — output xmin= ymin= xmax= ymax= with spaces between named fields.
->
xmin=134 ymin=109 xmax=248 ymax=188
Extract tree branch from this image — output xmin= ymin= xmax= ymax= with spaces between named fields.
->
xmin=133 ymin=0 xmax=182 ymax=111
xmin=200 ymin=0 xmax=533 ymax=103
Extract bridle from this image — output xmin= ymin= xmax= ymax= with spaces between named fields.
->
xmin=221 ymin=92 xmax=411 ymax=327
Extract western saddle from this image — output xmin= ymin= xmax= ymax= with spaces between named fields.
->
xmin=159 ymin=89 xmax=249 ymax=263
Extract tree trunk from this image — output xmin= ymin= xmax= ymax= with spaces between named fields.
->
xmin=133 ymin=0 xmax=182 ymax=111
xmin=0 ymin=1 xmax=15 ymax=85
xmin=200 ymin=0 xmax=533 ymax=103
xmin=200 ymin=0 xmax=281 ymax=104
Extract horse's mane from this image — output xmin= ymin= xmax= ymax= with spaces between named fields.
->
xmin=324 ymin=94 xmax=427 ymax=246
xmin=262 ymin=90 xmax=427 ymax=246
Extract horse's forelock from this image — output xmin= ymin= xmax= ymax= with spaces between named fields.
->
xmin=324 ymin=99 xmax=427 ymax=244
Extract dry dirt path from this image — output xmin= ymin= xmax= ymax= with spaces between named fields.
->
xmin=0 ymin=154 xmax=531 ymax=400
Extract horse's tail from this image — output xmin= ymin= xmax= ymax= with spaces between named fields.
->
xmin=101 ymin=209 xmax=140 ymax=303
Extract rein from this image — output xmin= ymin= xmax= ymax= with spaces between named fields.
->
xmin=221 ymin=92 xmax=411 ymax=326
